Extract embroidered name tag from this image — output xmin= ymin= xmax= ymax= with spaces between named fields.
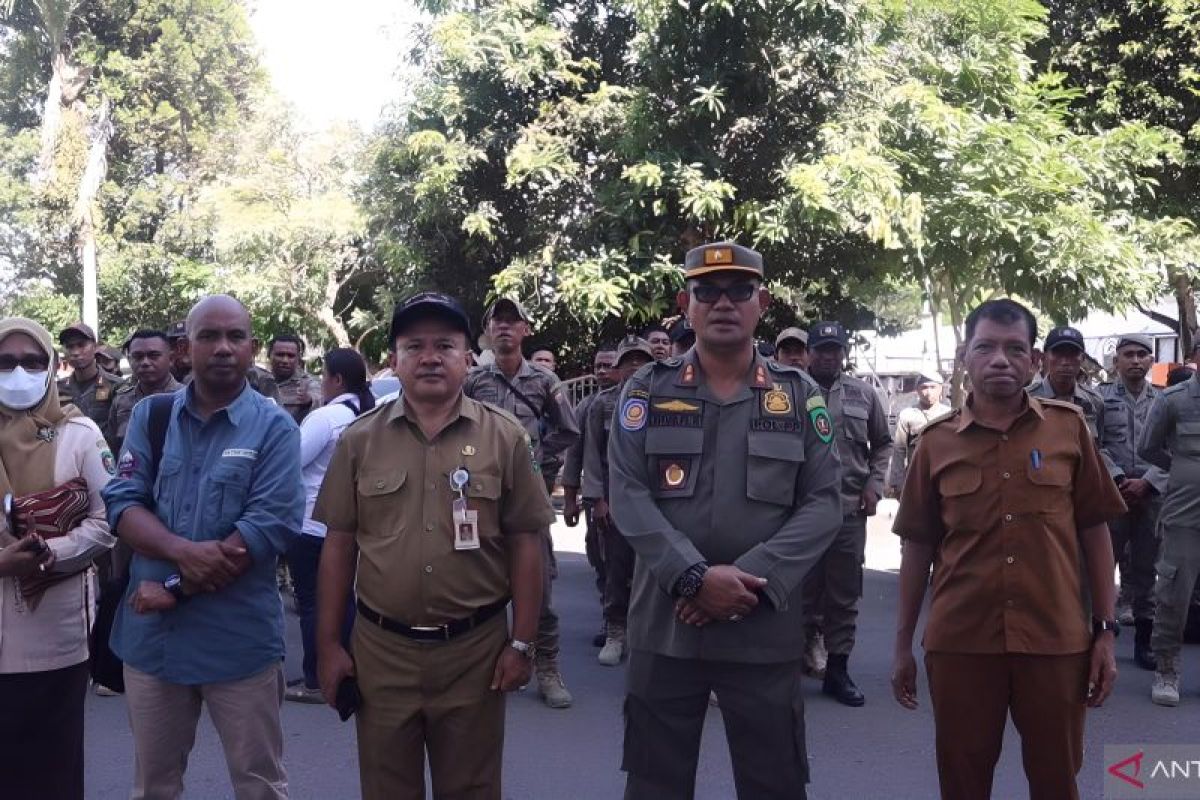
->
xmin=222 ymin=448 xmax=258 ymax=460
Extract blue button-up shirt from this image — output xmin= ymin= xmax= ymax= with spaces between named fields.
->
xmin=102 ymin=383 xmax=302 ymax=684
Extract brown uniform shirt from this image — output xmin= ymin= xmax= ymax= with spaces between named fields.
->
xmin=313 ymin=395 xmax=555 ymax=626
xmin=893 ymin=393 xmax=1125 ymax=655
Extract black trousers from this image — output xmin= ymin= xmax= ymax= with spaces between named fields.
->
xmin=0 ymin=660 xmax=89 ymax=800
xmin=623 ymin=650 xmax=808 ymax=800
xmin=602 ymin=519 xmax=635 ymax=627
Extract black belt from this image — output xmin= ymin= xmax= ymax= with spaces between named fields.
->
xmin=356 ymin=598 xmax=508 ymax=642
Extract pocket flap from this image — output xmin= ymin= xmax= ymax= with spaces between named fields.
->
xmin=748 ymin=433 xmax=805 ymax=462
xmin=1178 ymin=421 xmax=1200 ymax=437
xmin=843 ymin=405 xmax=869 ymax=420
xmin=940 ymin=464 xmax=981 ymax=497
xmin=1027 ymin=464 xmax=1070 ymax=487
xmin=466 ymin=473 xmax=501 ymax=499
xmin=358 ymin=470 xmax=407 ymax=496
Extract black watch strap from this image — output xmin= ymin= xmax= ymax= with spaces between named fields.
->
xmin=674 ymin=562 xmax=709 ymax=599
xmin=1092 ymin=618 xmax=1118 ymax=636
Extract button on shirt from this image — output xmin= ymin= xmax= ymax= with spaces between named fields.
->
xmin=893 ymin=394 xmax=1126 ymax=655
xmin=102 ymin=384 xmax=303 ymax=684
xmin=313 ymin=396 xmax=555 ymax=626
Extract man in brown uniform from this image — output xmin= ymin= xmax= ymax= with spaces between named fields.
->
xmin=109 ymin=329 xmax=182 ymax=454
xmin=463 ymin=297 xmax=580 ymax=708
xmin=268 ymin=333 xmax=322 ymax=424
xmin=891 ymin=298 xmax=1125 ymax=800
xmin=314 ymin=292 xmax=552 ymax=800
xmin=57 ymin=322 xmax=123 ymax=447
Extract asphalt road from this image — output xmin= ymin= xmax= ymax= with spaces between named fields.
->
xmin=83 ymin=504 xmax=1200 ymax=799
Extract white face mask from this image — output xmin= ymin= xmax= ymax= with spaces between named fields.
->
xmin=0 ymin=367 xmax=49 ymax=411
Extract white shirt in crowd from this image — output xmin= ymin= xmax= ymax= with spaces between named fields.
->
xmin=299 ymin=393 xmax=360 ymax=538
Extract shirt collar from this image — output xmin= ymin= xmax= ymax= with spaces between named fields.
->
xmin=181 ymin=380 xmax=255 ymax=426
xmin=327 ymin=392 xmax=356 ymax=406
xmin=672 ymin=346 xmax=772 ymax=389
xmin=956 ymin=390 xmax=1043 ymax=433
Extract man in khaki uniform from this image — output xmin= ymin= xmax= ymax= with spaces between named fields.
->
xmin=463 ymin=297 xmax=580 ymax=708
xmin=886 ymin=372 xmax=950 ymax=496
xmin=1029 ymin=327 xmax=1118 ymax=476
xmin=774 ymin=327 xmax=810 ymax=371
xmin=314 ymin=292 xmax=552 ymax=799
xmin=57 ymin=321 xmax=123 ymax=448
xmin=109 ymin=329 xmax=182 ymax=454
xmin=805 ymin=321 xmax=893 ymax=705
xmin=166 ymin=320 xmax=191 ymax=383
xmin=268 ymin=333 xmax=322 ymax=424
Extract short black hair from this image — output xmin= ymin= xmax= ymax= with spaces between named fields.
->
xmin=125 ymin=329 xmax=170 ymax=351
xmin=268 ymin=333 xmax=305 ymax=355
xmin=642 ymin=324 xmax=669 ymax=339
xmin=964 ymin=299 xmax=1038 ymax=347
xmin=1167 ymin=366 xmax=1195 ymax=387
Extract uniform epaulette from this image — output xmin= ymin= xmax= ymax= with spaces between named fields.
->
xmin=920 ymin=408 xmax=961 ymax=433
xmin=1162 ymin=381 xmax=1190 ymax=397
xmin=655 ymin=357 xmax=683 ymax=369
xmin=1039 ymin=397 xmax=1086 ymax=416
xmin=114 ymin=382 xmax=136 ymax=395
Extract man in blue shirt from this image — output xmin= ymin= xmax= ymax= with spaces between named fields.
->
xmin=102 ymin=295 xmax=302 ymax=800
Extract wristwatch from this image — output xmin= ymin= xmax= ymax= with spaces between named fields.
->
xmin=674 ymin=562 xmax=709 ymax=599
xmin=1092 ymin=618 xmax=1118 ymax=637
xmin=163 ymin=574 xmax=187 ymax=603
xmin=509 ymin=639 xmax=535 ymax=660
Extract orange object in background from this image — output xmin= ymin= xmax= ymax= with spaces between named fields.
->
xmin=1150 ymin=362 xmax=1187 ymax=387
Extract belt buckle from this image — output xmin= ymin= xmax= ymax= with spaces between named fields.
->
xmin=412 ymin=624 xmax=451 ymax=641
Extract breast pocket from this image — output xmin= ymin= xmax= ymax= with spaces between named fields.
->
xmin=208 ymin=462 xmax=254 ymax=532
xmin=356 ymin=469 xmax=408 ymax=537
xmin=465 ymin=472 xmax=502 ymax=536
xmin=1176 ymin=421 xmax=1200 ymax=456
xmin=937 ymin=462 xmax=982 ymax=531
xmin=1011 ymin=459 xmax=1073 ymax=516
xmin=645 ymin=428 xmax=704 ymax=499
xmin=842 ymin=405 xmax=869 ymax=444
xmin=155 ymin=456 xmax=184 ymax=519
xmin=746 ymin=433 xmax=806 ymax=506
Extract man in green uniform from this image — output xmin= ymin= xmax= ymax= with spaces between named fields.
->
xmin=109 ymin=329 xmax=182 ymax=454
xmin=886 ymin=372 xmax=950 ymax=497
xmin=583 ymin=335 xmax=655 ymax=666
xmin=774 ymin=327 xmax=810 ymax=371
xmin=166 ymin=320 xmax=191 ymax=383
xmin=57 ymin=321 xmax=123 ymax=447
xmin=268 ymin=333 xmax=322 ymax=424
xmin=1029 ymin=327 xmax=1118 ymax=474
xmin=609 ymin=242 xmax=842 ymax=799
xmin=804 ymin=321 xmax=893 ymax=706
xmin=463 ymin=297 xmax=580 ymax=709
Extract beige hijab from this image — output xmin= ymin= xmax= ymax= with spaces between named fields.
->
xmin=0 ymin=318 xmax=79 ymax=499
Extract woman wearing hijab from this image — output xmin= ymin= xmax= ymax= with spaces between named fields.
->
xmin=0 ymin=318 xmax=116 ymax=800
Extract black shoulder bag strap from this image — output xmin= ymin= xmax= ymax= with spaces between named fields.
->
xmin=494 ymin=370 xmax=547 ymax=420
xmin=145 ymin=392 xmax=176 ymax=485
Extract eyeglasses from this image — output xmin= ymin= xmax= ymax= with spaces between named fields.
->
xmin=690 ymin=283 xmax=757 ymax=304
xmin=0 ymin=355 xmax=50 ymax=372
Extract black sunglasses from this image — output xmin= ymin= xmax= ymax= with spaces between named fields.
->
xmin=690 ymin=283 xmax=757 ymax=304
xmin=0 ymin=355 xmax=50 ymax=372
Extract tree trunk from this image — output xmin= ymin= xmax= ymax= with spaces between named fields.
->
xmin=33 ymin=51 xmax=66 ymax=187
xmin=316 ymin=268 xmax=352 ymax=347
xmin=72 ymin=98 xmax=112 ymax=333
xmin=1172 ymin=270 xmax=1197 ymax=362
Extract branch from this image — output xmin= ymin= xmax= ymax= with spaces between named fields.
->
xmin=1134 ymin=301 xmax=1179 ymax=333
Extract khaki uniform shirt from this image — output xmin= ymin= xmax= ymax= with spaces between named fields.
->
xmin=57 ymin=367 xmax=124 ymax=447
xmin=561 ymin=391 xmax=602 ymax=490
xmin=313 ymin=396 xmax=555 ymax=626
xmin=582 ymin=385 xmax=621 ymax=500
xmin=107 ymin=376 xmax=182 ymax=453
xmin=1028 ymin=377 xmax=1120 ymax=478
xmin=608 ymin=350 xmax=843 ymax=663
xmin=1098 ymin=380 xmax=1168 ymax=494
xmin=887 ymin=402 xmax=951 ymax=491
xmin=463 ymin=360 xmax=579 ymax=468
xmin=247 ymin=365 xmax=282 ymax=404
xmin=823 ymin=374 xmax=893 ymax=516
xmin=894 ymin=394 xmax=1126 ymax=655
xmin=276 ymin=370 xmax=322 ymax=424
xmin=1139 ymin=376 xmax=1200 ymax=531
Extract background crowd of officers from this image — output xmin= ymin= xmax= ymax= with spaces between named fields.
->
xmin=23 ymin=240 xmax=1200 ymax=800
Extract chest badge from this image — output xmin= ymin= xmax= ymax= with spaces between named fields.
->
xmin=662 ymin=461 xmax=687 ymax=489
xmin=763 ymin=383 xmax=792 ymax=415
xmin=462 ymin=445 xmax=476 ymax=456
xmin=95 ymin=384 xmax=111 ymax=402
xmin=680 ymin=363 xmax=696 ymax=385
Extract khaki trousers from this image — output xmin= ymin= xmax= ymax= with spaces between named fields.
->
xmin=353 ymin=609 xmax=508 ymax=800
xmin=802 ymin=516 xmax=867 ymax=654
xmin=924 ymin=651 xmax=1089 ymax=800
xmin=123 ymin=662 xmax=287 ymax=800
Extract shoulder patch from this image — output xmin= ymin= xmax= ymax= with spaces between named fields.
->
xmin=809 ymin=404 xmax=834 ymax=443
xmin=620 ymin=397 xmax=648 ymax=431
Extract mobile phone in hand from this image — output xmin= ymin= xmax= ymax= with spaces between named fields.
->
xmin=335 ymin=676 xmax=361 ymax=722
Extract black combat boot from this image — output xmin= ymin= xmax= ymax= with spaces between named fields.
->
xmin=1135 ymin=619 xmax=1157 ymax=671
xmin=822 ymin=653 xmax=865 ymax=706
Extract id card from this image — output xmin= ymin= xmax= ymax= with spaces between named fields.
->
xmin=453 ymin=497 xmax=480 ymax=550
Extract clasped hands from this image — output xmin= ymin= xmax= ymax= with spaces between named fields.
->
xmin=675 ymin=565 xmax=768 ymax=627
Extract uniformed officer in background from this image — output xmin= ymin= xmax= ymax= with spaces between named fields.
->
xmin=166 ymin=320 xmax=191 ymax=383
xmin=774 ymin=327 xmax=809 ymax=371
xmin=804 ymin=321 xmax=893 ymax=706
xmin=95 ymin=344 xmax=124 ymax=377
xmin=583 ymin=335 xmax=655 ymax=666
xmin=562 ymin=344 xmax=620 ymax=646
xmin=109 ymin=329 xmax=182 ymax=454
xmin=268 ymin=333 xmax=322 ymax=424
xmin=1029 ymin=327 xmax=1118 ymax=474
xmin=668 ymin=316 xmax=695 ymax=357
xmin=886 ymin=372 xmax=950 ymax=497
xmin=247 ymin=337 xmax=283 ymax=404
xmin=1099 ymin=333 xmax=1166 ymax=671
xmin=609 ymin=242 xmax=842 ymax=799
xmin=57 ymin=321 xmax=123 ymax=447
xmin=642 ymin=325 xmax=672 ymax=362
xmin=464 ymin=297 xmax=580 ymax=709
xmin=314 ymin=292 xmax=552 ymax=799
